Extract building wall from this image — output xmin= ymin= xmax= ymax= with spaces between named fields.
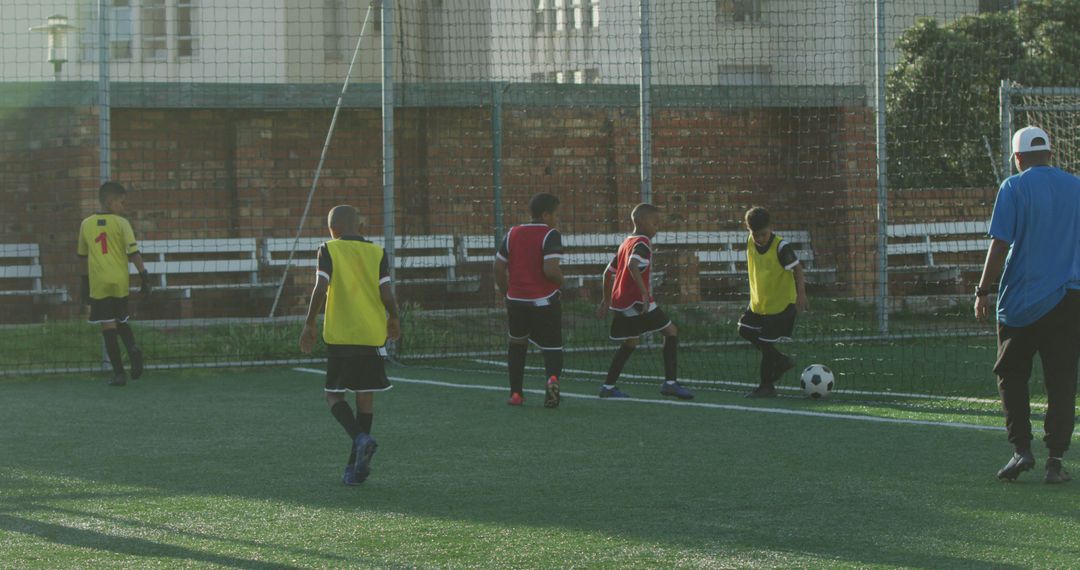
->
xmin=4 ymin=0 xmax=983 ymax=85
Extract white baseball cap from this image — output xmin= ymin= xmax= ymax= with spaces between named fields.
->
xmin=1012 ymin=126 xmax=1051 ymax=154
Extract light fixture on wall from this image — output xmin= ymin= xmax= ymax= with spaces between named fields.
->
xmin=30 ymin=14 xmax=81 ymax=79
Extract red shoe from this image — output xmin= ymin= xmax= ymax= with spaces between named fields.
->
xmin=544 ymin=376 xmax=561 ymax=409
xmin=507 ymin=392 xmax=524 ymax=406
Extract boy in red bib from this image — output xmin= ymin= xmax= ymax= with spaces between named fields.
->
xmin=595 ymin=203 xmax=693 ymax=400
xmin=494 ymin=193 xmax=564 ymax=408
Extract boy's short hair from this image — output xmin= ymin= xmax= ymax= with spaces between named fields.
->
xmin=631 ymin=202 xmax=660 ymax=223
xmin=745 ymin=207 xmax=770 ymax=231
xmin=529 ymin=193 xmax=560 ymax=219
xmin=328 ymin=205 xmax=361 ymax=232
xmin=98 ymin=181 xmax=127 ymax=205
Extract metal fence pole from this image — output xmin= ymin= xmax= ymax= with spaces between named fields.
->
xmin=1000 ymin=79 xmax=1012 ymax=182
xmin=874 ymin=0 xmax=889 ymax=334
xmin=381 ymin=0 xmax=395 ymax=283
xmin=98 ymin=0 xmax=110 ymax=183
xmin=638 ymin=0 xmax=652 ymax=204
xmin=492 ymin=82 xmax=505 ymax=246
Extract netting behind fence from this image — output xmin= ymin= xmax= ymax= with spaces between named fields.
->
xmin=2 ymin=0 xmax=1079 ymax=406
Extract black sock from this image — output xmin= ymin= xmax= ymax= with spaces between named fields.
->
xmin=508 ymin=343 xmax=527 ymax=394
xmin=759 ymin=352 xmax=773 ymax=386
xmin=116 ymin=322 xmax=139 ymax=353
xmin=663 ymin=336 xmax=678 ymax=382
xmin=102 ymin=330 xmax=125 ymax=375
xmin=357 ymin=412 xmax=373 ymax=435
xmin=605 ymin=344 xmax=636 ymax=386
xmin=330 ymin=401 xmax=361 ymax=440
xmin=542 ymin=349 xmax=563 ymax=380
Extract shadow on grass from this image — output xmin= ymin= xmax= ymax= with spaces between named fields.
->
xmin=0 ymin=514 xmax=302 ymax=570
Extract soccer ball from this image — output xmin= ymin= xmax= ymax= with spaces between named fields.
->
xmin=800 ymin=364 xmax=835 ymax=399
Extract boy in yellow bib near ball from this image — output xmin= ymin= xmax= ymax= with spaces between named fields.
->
xmin=738 ymin=207 xmax=809 ymax=398
xmin=300 ymin=205 xmax=401 ymax=485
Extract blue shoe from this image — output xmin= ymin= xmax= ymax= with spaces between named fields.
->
xmin=660 ymin=381 xmax=694 ymax=400
xmin=342 ymin=464 xmax=364 ymax=486
xmin=352 ymin=433 xmax=378 ymax=481
xmin=599 ymin=386 xmax=630 ymax=399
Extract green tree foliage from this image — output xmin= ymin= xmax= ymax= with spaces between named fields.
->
xmin=886 ymin=0 xmax=1080 ymax=188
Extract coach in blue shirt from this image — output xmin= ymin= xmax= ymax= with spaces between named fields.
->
xmin=976 ymin=126 xmax=1080 ymax=484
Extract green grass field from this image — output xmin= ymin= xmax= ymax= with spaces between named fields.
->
xmin=2 ymin=364 xmax=1077 ymax=568
xmin=0 ymin=298 xmax=1013 ymax=402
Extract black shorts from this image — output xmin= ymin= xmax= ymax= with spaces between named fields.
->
xmin=506 ymin=299 xmax=563 ymax=350
xmin=739 ymin=305 xmax=797 ymax=343
xmin=610 ymin=306 xmax=673 ymax=341
xmin=325 ymin=346 xmax=393 ymax=393
xmin=88 ymin=297 xmax=130 ymax=324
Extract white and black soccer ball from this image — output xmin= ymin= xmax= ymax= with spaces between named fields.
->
xmin=800 ymin=364 xmax=835 ymax=399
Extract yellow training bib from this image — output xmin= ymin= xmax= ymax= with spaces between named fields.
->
xmin=323 ymin=238 xmax=388 ymax=346
xmin=747 ymin=235 xmax=796 ymax=315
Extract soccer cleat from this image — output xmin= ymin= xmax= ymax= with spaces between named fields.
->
xmin=129 ymin=348 xmax=144 ymax=380
xmin=1046 ymin=458 xmax=1071 ymax=484
xmin=599 ymin=386 xmax=629 ymax=399
xmin=107 ymin=372 xmax=127 ymax=387
xmin=660 ymin=381 xmax=694 ymax=400
xmin=996 ymin=449 xmax=1036 ymax=481
xmin=744 ymin=385 xmax=776 ymax=399
xmin=352 ymin=433 xmax=378 ymax=482
xmin=544 ymin=376 xmax=561 ymax=409
xmin=507 ymin=392 xmax=525 ymax=406
xmin=342 ymin=464 xmax=364 ymax=486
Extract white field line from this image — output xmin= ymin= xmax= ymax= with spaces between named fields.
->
xmin=293 ymin=367 xmax=1018 ymax=434
xmin=467 ymin=358 xmax=1036 ymax=408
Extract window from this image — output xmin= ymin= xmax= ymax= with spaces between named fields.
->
xmin=591 ymin=0 xmax=600 ymax=28
xmin=532 ymin=0 xmax=547 ymax=35
xmin=717 ymin=0 xmax=761 ymax=23
xmin=111 ymin=0 xmax=133 ymax=60
xmin=141 ymin=0 xmax=167 ymax=61
xmin=572 ymin=0 xmax=583 ymax=30
xmin=978 ymin=0 xmax=1013 ymax=12
xmin=176 ymin=0 xmax=196 ymax=58
xmin=555 ymin=0 xmax=566 ymax=32
xmin=324 ymin=0 xmax=344 ymax=62
xmin=717 ymin=64 xmax=771 ymax=85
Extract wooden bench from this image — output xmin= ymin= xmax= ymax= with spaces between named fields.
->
xmin=0 ymin=244 xmax=68 ymax=303
xmin=687 ymin=230 xmax=837 ymax=285
xmin=887 ymin=221 xmax=987 ymax=282
xmin=132 ymin=238 xmax=270 ymax=299
xmin=263 ymin=235 xmax=479 ymax=291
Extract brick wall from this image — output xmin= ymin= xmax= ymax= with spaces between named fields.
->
xmin=1 ymin=103 xmax=943 ymax=322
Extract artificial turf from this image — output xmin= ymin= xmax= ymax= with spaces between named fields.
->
xmin=2 ymin=364 xmax=1077 ymax=568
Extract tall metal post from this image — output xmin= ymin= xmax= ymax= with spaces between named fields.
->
xmin=492 ymin=82 xmax=505 ymax=245
xmin=381 ymin=0 xmax=395 ymax=282
xmin=98 ymin=0 xmax=110 ymax=183
xmin=874 ymin=0 xmax=889 ymax=334
xmin=1000 ymin=79 xmax=1012 ymax=182
xmin=638 ymin=0 xmax=652 ymax=203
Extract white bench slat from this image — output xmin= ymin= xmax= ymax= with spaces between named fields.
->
xmin=887 ymin=221 xmax=987 ymax=238
xmin=0 ymin=244 xmax=40 ymax=258
xmin=138 ymin=259 xmax=259 ymax=275
xmin=697 ymin=249 xmax=815 ymax=265
xmin=139 ymin=238 xmax=259 ymax=254
xmin=887 ymin=240 xmax=987 ymax=257
xmin=0 ymin=265 xmax=43 ymax=279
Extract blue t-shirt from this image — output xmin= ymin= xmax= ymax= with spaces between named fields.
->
xmin=988 ymin=165 xmax=1080 ymax=326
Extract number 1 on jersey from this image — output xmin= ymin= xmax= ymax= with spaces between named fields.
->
xmin=94 ymin=231 xmax=108 ymax=254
